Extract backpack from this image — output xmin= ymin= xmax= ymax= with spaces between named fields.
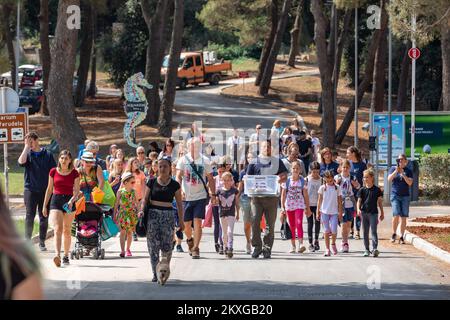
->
xmin=335 ymin=174 xmax=357 ymax=209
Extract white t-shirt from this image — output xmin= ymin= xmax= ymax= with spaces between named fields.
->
xmin=306 ymin=176 xmax=322 ymax=206
xmin=176 ymin=154 xmax=213 ymax=201
xmin=335 ymin=174 xmax=354 ymax=208
xmin=318 ymin=184 xmax=342 ymax=215
xmin=281 ymin=177 xmax=306 ymax=211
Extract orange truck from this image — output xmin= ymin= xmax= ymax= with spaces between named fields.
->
xmin=160 ymin=51 xmax=232 ymax=89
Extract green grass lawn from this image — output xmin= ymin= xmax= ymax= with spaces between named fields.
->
xmin=0 ymin=165 xmax=24 ymax=195
xmin=231 ymin=57 xmax=260 ymax=73
xmin=14 ymin=218 xmax=39 ymax=237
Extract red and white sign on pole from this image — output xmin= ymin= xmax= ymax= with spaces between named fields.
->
xmin=239 ymin=71 xmax=249 ymax=90
xmin=408 ymin=47 xmax=421 ymax=60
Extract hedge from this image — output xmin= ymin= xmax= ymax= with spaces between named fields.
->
xmin=419 ymin=154 xmax=450 ymax=200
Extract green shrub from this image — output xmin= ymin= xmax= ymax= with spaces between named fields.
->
xmin=205 ymin=42 xmax=262 ymax=61
xmin=419 ymin=154 xmax=450 ymax=200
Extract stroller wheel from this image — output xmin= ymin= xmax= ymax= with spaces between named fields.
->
xmin=92 ymin=248 xmax=99 ymax=259
xmin=70 ymin=251 xmax=75 ymax=260
xmin=80 ymin=249 xmax=84 ymax=258
xmin=75 ymin=250 xmax=80 ymax=260
xmin=100 ymin=249 xmax=105 ymax=260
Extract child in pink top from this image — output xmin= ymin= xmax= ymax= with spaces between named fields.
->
xmin=281 ymin=161 xmax=311 ymax=253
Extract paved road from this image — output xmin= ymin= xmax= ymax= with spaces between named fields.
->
xmin=37 ymin=78 xmax=450 ymax=300
xmin=40 ymin=207 xmax=450 ymax=300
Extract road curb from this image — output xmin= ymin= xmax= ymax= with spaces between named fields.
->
xmin=31 ymin=228 xmax=54 ymax=244
xmin=219 ymin=87 xmax=306 ymax=130
xmin=404 ymin=230 xmax=450 ymax=264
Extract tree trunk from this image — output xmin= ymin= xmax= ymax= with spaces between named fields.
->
xmin=396 ymin=43 xmax=410 ymax=111
xmin=370 ymin=0 xmax=388 ymax=113
xmin=255 ymin=0 xmax=278 ymax=86
xmin=74 ymin=1 xmax=93 ymax=108
xmin=287 ymin=0 xmax=305 ymax=67
xmin=311 ymin=0 xmax=334 ymax=148
xmin=158 ymin=0 xmax=184 ymax=138
xmin=87 ymin=6 xmax=97 ymax=98
xmin=47 ymin=0 xmax=86 ymax=155
xmin=441 ymin=17 xmax=450 ymax=111
xmin=39 ymin=0 xmax=51 ymax=115
xmin=258 ymin=0 xmax=292 ymax=96
xmin=333 ymin=9 xmax=352 ymax=92
xmin=335 ymin=28 xmax=382 ymax=144
xmin=1 ymin=4 xmax=16 ymax=90
xmin=141 ymin=0 xmax=171 ymax=125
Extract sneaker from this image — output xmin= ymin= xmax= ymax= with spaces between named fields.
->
xmin=227 ymin=248 xmax=233 ymax=259
xmin=215 ymin=243 xmax=220 ymax=253
xmin=331 ymin=243 xmax=338 ymax=255
xmin=133 ymin=232 xmax=138 ymax=241
xmin=252 ymin=248 xmax=262 ymax=259
xmin=192 ymin=247 xmax=200 ymax=259
xmin=219 ymin=245 xmax=224 ymax=255
xmin=297 ymin=245 xmax=306 ymax=253
xmin=363 ymin=250 xmax=371 ymax=257
xmin=152 ymin=273 xmax=158 ymax=282
xmin=289 ymin=246 xmax=296 ymax=253
xmin=53 ymin=256 xmax=61 ymax=267
xmin=308 ymin=244 xmax=315 ymax=252
xmin=126 ymin=250 xmax=132 ymax=257
xmin=186 ymin=238 xmax=194 ymax=256
xmin=176 ymin=244 xmax=184 ymax=253
xmin=323 ymin=249 xmax=331 ymax=257
xmin=119 ymin=252 xmax=125 ymax=258
xmin=399 ymin=237 xmax=405 ymax=244
xmin=314 ymin=241 xmax=320 ymax=251
xmin=262 ymin=247 xmax=271 ymax=259
xmin=342 ymin=243 xmax=349 ymax=253
xmin=246 ymin=242 xmax=252 ymax=254
xmin=391 ymin=233 xmax=397 ymax=243
xmin=355 ymin=231 xmax=360 ymax=240
xmin=349 ymin=232 xmax=354 ymax=239
xmin=373 ymin=249 xmax=380 ymax=257
xmin=62 ymin=256 xmax=70 ymax=265
xmin=39 ymin=241 xmax=47 ymax=252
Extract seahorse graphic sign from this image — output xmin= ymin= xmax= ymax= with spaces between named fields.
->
xmin=123 ymin=72 xmax=153 ymax=148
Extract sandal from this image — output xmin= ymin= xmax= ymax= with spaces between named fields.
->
xmin=53 ymin=256 xmax=61 ymax=267
xmin=186 ymin=238 xmax=194 ymax=256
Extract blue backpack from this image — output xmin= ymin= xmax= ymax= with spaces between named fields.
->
xmin=286 ymin=176 xmax=305 ymax=192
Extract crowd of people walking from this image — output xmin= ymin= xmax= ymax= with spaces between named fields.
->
xmin=0 ymin=118 xmax=416 ymax=295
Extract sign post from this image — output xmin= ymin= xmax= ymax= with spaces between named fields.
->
xmin=239 ymin=71 xmax=249 ymax=90
xmin=1 ymin=88 xmax=9 ymax=207
xmin=410 ymin=13 xmax=418 ymax=160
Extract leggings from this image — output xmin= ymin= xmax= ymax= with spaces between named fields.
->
xmin=286 ymin=209 xmax=304 ymax=239
xmin=24 ymin=190 xmax=48 ymax=242
xmin=146 ymin=208 xmax=175 ymax=274
xmin=220 ymin=216 xmax=236 ymax=249
xmin=213 ymin=206 xmax=223 ymax=245
xmin=351 ymin=216 xmax=362 ymax=231
xmin=307 ymin=206 xmax=320 ymax=244
xmin=362 ymin=213 xmax=379 ymax=251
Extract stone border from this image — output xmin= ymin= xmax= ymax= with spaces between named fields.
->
xmin=31 ymin=228 xmax=54 ymax=244
xmin=404 ymin=230 xmax=450 ymax=264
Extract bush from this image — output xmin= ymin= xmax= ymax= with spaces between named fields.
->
xmin=205 ymin=42 xmax=262 ymax=61
xmin=419 ymin=154 xmax=450 ymax=200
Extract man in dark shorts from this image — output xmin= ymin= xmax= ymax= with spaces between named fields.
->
xmin=176 ymin=137 xmax=216 ymax=259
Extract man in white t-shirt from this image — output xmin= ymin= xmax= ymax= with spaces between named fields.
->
xmin=176 ymin=137 xmax=216 ymax=259
xmin=249 ymin=124 xmax=266 ymax=156
xmin=226 ymin=129 xmax=245 ymax=172
xmin=310 ymin=130 xmax=321 ymax=161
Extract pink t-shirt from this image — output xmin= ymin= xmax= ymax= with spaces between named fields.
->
xmin=281 ymin=178 xmax=306 ymax=211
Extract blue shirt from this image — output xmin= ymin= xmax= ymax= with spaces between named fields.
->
xmin=19 ymin=148 xmax=57 ymax=193
xmin=320 ymin=161 xmax=340 ymax=177
xmin=389 ymin=166 xmax=413 ymax=196
xmin=349 ymin=161 xmax=367 ymax=186
xmin=246 ymin=156 xmax=288 ymax=176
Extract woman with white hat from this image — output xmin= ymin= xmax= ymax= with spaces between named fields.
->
xmin=77 ymin=151 xmax=104 ymax=202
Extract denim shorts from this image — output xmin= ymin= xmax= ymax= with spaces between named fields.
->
xmin=343 ymin=207 xmax=355 ymax=223
xmin=321 ymin=214 xmax=339 ymax=234
xmin=240 ymin=195 xmax=253 ymax=223
xmin=390 ymin=195 xmax=410 ymax=217
xmin=183 ymin=198 xmax=208 ymax=222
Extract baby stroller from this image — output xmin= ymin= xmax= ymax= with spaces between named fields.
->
xmin=71 ymin=202 xmax=111 ymax=260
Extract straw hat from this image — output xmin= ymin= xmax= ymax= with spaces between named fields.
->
xmin=121 ymin=172 xmax=134 ymax=183
xmin=81 ymin=151 xmax=96 ymax=163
